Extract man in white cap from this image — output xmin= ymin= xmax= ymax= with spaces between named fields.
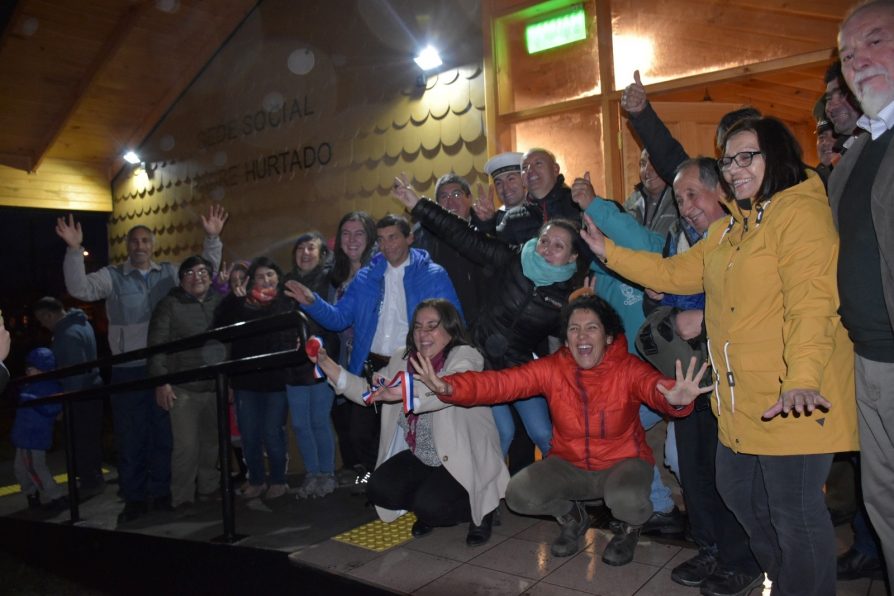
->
xmin=473 ymin=151 xmax=525 ymax=237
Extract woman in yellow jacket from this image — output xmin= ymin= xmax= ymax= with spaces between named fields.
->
xmin=581 ymin=117 xmax=857 ymax=596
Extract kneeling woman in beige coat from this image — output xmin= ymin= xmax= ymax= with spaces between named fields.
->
xmin=307 ymin=298 xmax=508 ymax=547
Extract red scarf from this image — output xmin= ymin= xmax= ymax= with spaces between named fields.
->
xmin=248 ymin=286 xmax=277 ymax=306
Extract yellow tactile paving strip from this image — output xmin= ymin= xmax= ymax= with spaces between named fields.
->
xmin=332 ymin=512 xmax=416 ymax=552
xmin=0 ymin=469 xmax=111 ymax=497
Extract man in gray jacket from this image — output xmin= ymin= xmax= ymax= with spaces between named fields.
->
xmin=55 ymin=205 xmax=228 ymax=522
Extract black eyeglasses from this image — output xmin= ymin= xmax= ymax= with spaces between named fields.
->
xmin=718 ymin=151 xmax=763 ymax=170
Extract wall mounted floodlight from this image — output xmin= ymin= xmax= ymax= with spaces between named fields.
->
xmin=123 ymin=150 xmax=141 ymax=164
xmin=414 ymin=45 xmax=443 ymax=71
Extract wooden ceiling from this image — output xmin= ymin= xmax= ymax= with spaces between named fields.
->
xmin=0 ymin=0 xmax=847 ymax=195
xmin=0 ymin=0 xmax=258 ymax=176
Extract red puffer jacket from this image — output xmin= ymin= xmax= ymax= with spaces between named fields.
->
xmin=442 ymin=335 xmax=694 ymax=471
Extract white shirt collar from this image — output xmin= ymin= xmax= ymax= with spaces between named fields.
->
xmin=856 ymin=100 xmax=894 ymax=140
xmin=387 ymin=255 xmax=411 ymax=272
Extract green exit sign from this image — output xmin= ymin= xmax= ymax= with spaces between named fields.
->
xmin=525 ymin=5 xmax=587 ymax=54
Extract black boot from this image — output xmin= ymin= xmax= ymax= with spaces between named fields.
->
xmin=466 ymin=511 xmax=494 ymax=547
xmin=602 ymin=522 xmax=641 ymax=566
xmin=411 ymin=518 xmax=433 ymax=538
xmin=551 ymin=501 xmax=589 ymax=557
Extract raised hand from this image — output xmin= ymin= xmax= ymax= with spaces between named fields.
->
xmin=307 ymin=345 xmax=341 ymax=384
xmin=472 ymin=183 xmax=497 ymax=221
xmin=571 ymin=171 xmax=596 ymax=210
xmin=762 ymin=388 xmax=831 ymax=420
xmin=232 ymin=275 xmax=248 ymax=297
xmin=657 ymin=356 xmax=713 ymax=406
xmin=620 ymin=70 xmax=648 ymax=116
xmin=580 ymin=213 xmax=607 ymax=258
xmin=55 ymin=214 xmax=84 ymax=248
xmin=217 ymin=261 xmax=231 ymax=285
xmin=391 ymin=172 xmax=421 ymax=210
xmin=408 ymin=353 xmax=450 ymax=395
xmin=283 ymin=279 xmax=315 ymax=305
xmin=201 ymin=204 xmax=229 ymax=237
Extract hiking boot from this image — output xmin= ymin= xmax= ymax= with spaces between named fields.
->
xmin=602 ymin=522 xmax=641 ymax=566
xmin=551 ymin=501 xmax=590 ymax=557
xmin=699 ymin=569 xmax=764 ymax=596
xmin=672 ymin=550 xmax=718 ymax=587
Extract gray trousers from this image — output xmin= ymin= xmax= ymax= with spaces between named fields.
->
xmin=855 ymin=354 xmax=894 ymax=584
xmin=505 ymin=456 xmax=653 ymax=525
xmin=14 ymin=448 xmax=64 ymax=502
xmin=170 ymin=387 xmax=219 ymax=506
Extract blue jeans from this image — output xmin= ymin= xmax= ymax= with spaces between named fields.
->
xmin=493 ymin=396 xmax=552 ymax=456
xmin=286 ymin=382 xmax=336 ymax=476
xmin=235 ymin=389 xmax=288 ymax=486
xmin=716 ymin=444 xmax=835 ymax=595
xmin=111 ymin=366 xmax=172 ymax=502
xmin=639 ymin=405 xmax=676 ymax=513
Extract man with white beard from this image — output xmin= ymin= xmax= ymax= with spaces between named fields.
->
xmin=830 ymin=0 xmax=894 ymax=583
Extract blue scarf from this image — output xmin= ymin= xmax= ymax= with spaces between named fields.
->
xmin=520 ymin=238 xmax=576 ymax=287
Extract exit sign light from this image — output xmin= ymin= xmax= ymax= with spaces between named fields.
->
xmin=525 ymin=5 xmax=587 ymax=54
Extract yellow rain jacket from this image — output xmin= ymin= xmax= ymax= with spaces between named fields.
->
xmin=601 ymin=173 xmax=858 ymax=455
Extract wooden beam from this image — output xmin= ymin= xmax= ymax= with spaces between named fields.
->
xmin=30 ymin=2 xmax=148 ymax=173
xmin=644 ymin=49 xmax=836 ymax=97
xmin=595 ymin=0 xmax=620 ymax=199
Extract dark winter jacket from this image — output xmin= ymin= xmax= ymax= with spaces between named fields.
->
xmin=412 ymin=199 xmax=576 ymax=369
xmin=283 ymin=263 xmax=338 ymax=386
xmin=52 ymin=309 xmax=102 ymax=393
xmin=214 ymin=293 xmax=312 ymax=391
xmin=148 ymin=287 xmax=223 ymax=393
xmin=496 ymin=175 xmax=582 ymax=244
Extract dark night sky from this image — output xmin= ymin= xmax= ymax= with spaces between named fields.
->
xmin=0 ymin=206 xmax=110 ymax=376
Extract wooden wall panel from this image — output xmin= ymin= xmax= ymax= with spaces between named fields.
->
xmin=0 ymin=159 xmax=111 ymax=211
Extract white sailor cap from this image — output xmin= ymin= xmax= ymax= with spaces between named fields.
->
xmin=484 ymin=152 xmax=523 ymax=179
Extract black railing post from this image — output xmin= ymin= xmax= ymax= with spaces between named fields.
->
xmin=214 ymin=370 xmax=241 ymax=543
xmin=62 ymin=400 xmax=80 ymax=523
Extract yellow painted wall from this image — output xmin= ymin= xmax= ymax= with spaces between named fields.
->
xmin=110 ymin=0 xmax=487 ymax=267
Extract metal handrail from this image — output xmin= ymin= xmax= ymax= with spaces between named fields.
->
xmin=11 ymin=310 xmax=311 ymax=543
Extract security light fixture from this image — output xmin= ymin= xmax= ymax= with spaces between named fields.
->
xmin=123 ymin=150 xmax=141 ymax=164
xmin=414 ymin=45 xmax=442 ymax=71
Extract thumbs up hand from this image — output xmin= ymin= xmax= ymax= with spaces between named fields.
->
xmin=620 ymin=69 xmax=648 ymax=116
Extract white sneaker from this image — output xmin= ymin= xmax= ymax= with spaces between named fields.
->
xmin=296 ymin=475 xmax=318 ymax=499
xmin=264 ymin=483 xmax=289 ymax=500
xmin=312 ymin=474 xmax=337 ymax=498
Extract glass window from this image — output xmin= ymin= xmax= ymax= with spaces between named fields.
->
xmin=496 ymin=1 xmax=600 ymax=113
xmin=611 ymin=0 xmax=840 ymax=88
xmin=512 ymin=107 xmax=604 ymax=192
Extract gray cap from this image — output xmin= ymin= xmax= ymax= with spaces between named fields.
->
xmin=484 ymin=151 xmax=523 ymax=179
